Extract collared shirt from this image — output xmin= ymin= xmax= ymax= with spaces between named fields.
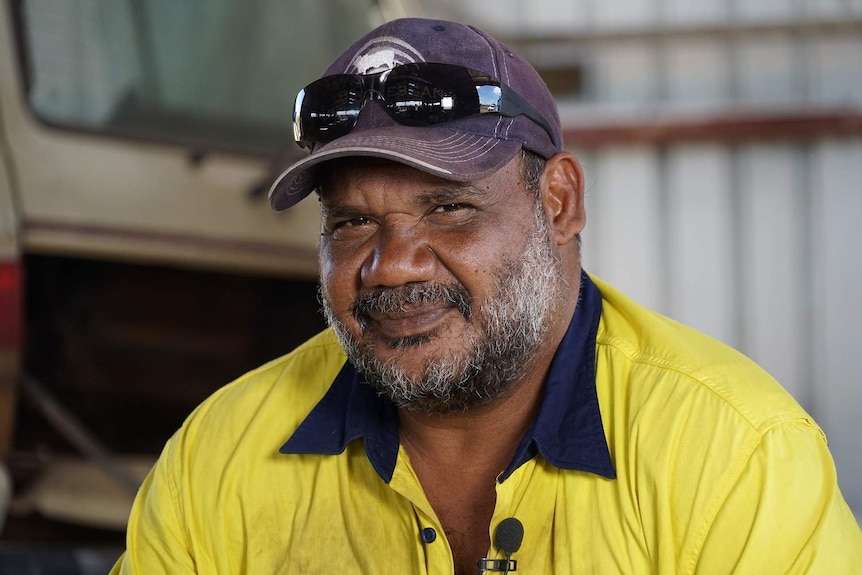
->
xmin=280 ymin=271 xmax=614 ymax=484
xmin=112 ymin=274 xmax=862 ymax=574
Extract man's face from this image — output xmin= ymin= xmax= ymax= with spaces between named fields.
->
xmin=318 ymin=156 xmax=565 ymax=414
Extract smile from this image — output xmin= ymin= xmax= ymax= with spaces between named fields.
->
xmin=365 ymin=304 xmax=458 ymax=344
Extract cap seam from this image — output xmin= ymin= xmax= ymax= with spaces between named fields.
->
xmin=471 ymin=23 xmax=509 ymax=141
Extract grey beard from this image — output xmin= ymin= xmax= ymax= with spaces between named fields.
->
xmin=319 ymin=200 xmax=564 ymax=414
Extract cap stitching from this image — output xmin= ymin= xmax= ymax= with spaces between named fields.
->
xmin=339 ymin=134 xmax=503 ymax=163
xmin=498 ymin=40 xmax=514 ymax=139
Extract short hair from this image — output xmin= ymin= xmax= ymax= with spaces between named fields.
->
xmin=521 ymin=149 xmax=546 ymax=197
xmin=521 ymin=149 xmax=582 ymax=247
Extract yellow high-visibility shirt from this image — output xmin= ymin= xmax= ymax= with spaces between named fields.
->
xmin=111 ymin=274 xmax=862 ymax=574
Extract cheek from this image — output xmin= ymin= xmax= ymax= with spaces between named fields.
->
xmin=320 ymin=245 xmax=362 ymax=311
xmin=457 ymin=213 xmax=526 ymax=261
xmin=435 ymin=234 xmax=510 ymax=296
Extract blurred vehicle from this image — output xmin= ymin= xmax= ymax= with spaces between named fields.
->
xmin=0 ymin=0 xmax=383 ymax=542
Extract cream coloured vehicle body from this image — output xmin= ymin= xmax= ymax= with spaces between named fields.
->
xmin=0 ymin=2 xmax=327 ymax=280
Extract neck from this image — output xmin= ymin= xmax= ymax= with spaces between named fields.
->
xmin=398 ymin=369 xmax=543 ymax=469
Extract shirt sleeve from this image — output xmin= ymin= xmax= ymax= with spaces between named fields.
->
xmin=690 ymin=419 xmax=862 ymax=574
xmin=109 ymin=437 xmax=197 ymax=575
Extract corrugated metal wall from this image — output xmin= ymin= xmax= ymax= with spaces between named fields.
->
xmin=427 ymin=0 xmax=862 ymax=521
xmin=577 ymin=138 xmax=862 ymax=522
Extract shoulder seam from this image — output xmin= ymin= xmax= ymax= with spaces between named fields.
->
xmin=596 ymin=333 xmax=799 ymax=433
xmin=164 ymin=439 xmax=195 ymax=557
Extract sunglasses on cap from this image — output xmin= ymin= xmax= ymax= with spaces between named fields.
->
xmin=292 ymin=62 xmax=556 ymax=149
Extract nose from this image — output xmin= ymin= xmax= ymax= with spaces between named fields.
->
xmin=360 ymin=224 xmax=437 ymax=288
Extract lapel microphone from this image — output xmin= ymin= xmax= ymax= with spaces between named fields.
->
xmin=477 ymin=517 xmax=524 ymax=573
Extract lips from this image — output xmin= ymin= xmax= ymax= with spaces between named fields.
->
xmin=366 ymin=303 xmax=457 ymax=341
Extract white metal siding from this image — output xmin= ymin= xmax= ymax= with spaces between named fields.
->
xmin=578 ymin=138 xmax=862 ymax=521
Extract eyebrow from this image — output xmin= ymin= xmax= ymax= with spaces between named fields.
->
xmin=320 ymin=203 xmax=365 ymax=220
xmin=415 ymin=182 xmax=486 ymax=205
xmin=321 ymin=182 xmax=487 ymax=218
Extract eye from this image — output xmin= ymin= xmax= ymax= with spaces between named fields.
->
xmin=432 ymin=203 xmax=470 ymax=214
xmin=341 ymin=216 xmax=372 ymax=227
xmin=428 ymin=202 xmax=476 ymax=225
xmin=323 ymin=216 xmax=376 ymax=239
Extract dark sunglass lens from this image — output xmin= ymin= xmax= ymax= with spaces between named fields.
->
xmin=384 ymin=64 xmax=481 ymax=126
xmin=297 ymin=75 xmax=363 ymax=143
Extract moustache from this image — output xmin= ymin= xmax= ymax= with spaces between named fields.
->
xmin=352 ymin=283 xmax=472 ymax=327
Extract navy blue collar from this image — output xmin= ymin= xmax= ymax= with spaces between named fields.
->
xmin=280 ymin=272 xmax=615 ymax=483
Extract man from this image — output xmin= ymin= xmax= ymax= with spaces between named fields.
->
xmin=112 ymin=17 xmax=862 ymax=574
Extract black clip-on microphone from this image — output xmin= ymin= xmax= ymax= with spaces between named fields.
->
xmin=477 ymin=517 xmax=524 ymax=573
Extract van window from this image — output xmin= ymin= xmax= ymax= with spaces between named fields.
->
xmin=17 ymin=0 xmax=381 ymax=156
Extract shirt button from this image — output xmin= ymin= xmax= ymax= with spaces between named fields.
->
xmin=421 ymin=527 xmax=437 ymax=544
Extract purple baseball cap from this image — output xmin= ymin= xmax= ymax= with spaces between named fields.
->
xmin=268 ymin=17 xmax=563 ymax=212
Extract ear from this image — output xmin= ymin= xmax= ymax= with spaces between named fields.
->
xmin=540 ymin=152 xmax=586 ymax=245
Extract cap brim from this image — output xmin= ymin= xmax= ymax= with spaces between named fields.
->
xmin=268 ymin=124 xmax=522 ymax=211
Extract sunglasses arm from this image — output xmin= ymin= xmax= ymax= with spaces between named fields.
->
xmin=498 ymin=86 xmax=559 ymax=149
